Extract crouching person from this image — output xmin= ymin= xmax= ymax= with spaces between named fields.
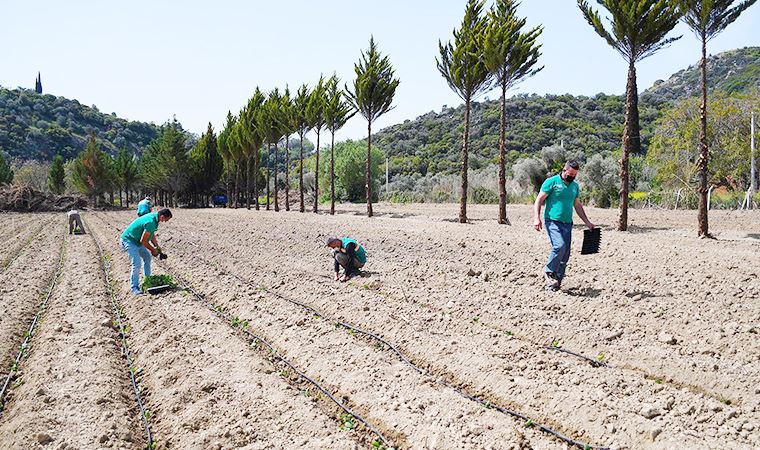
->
xmin=67 ymin=209 xmax=85 ymax=234
xmin=326 ymin=237 xmax=366 ymax=282
xmin=120 ymin=208 xmax=172 ymax=295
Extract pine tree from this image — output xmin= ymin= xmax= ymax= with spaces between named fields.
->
xmin=71 ymin=135 xmax=114 ymax=205
xmin=484 ymin=0 xmax=543 ymax=225
xmin=346 ymin=37 xmax=400 ymax=217
xmin=48 ymin=154 xmax=67 ymax=195
xmin=307 ymin=76 xmax=327 ymax=213
xmin=578 ymin=0 xmax=683 ymax=231
xmin=293 ymin=85 xmax=312 ymax=213
xmin=437 ymin=0 xmax=492 ymax=223
xmin=679 ymin=0 xmax=757 ymax=237
xmin=0 ymin=153 xmax=13 ymax=185
xmin=324 ymin=74 xmax=356 ymax=215
xmin=241 ymin=88 xmax=266 ymax=210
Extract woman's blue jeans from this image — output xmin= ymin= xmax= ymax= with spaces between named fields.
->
xmin=544 ymin=219 xmax=572 ymax=281
xmin=120 ymin=238 xmax=151 ymax=291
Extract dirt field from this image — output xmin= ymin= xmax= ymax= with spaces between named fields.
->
xmin=0 ymin=204 xmax=757 ymax=449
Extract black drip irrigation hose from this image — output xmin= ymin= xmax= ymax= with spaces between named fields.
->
xmin=192 ymin=253 xmax=608 ymax=450
xmin=97 ymin=214 xmax=606 ymax=449
xmin=88 ymin=224 xmax=154 ymax=448
xmin=0 ymin=233 xmax=66 ymax=413
xmin=170 ymin=274 xmax=392 ymax=449
xmin=544 ymin=343 xmax=609 ymax=369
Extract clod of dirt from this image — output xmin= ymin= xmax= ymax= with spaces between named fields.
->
xmin=467 ymin=269 xmax=481 ymax=277
xmin=658 ymin=332 xmax=677 ymax=345
xmin=604 ymin=331 xmax=623 ymax=341
xmin=640 ymin=405 xmax=663 ymax=419
xmin=35 ymin=432 xmax=53 ymax=444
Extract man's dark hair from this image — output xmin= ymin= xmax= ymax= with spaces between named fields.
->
xmin=565 ymin=160 xmax=580 ymax=170
xmin=158 ymin=208 xmax=172 ymax=218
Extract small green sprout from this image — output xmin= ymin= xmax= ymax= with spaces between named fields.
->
xmin=524 ymin=419 xmax=534 ymax=428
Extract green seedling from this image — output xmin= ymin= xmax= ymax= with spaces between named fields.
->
xmin=472 ymin=317 xmax=480 ymax=323
xmin=504 ymin=330 xmax=513 ymax=337
xmin=348 ymin=329 xmax=357 ymax=337
xmin=231 ymin=317 xmax=240 ymax=327
xmin=596 ymin=353 xmax=606 ymax=363
xmin=279 ymin=369 xmax=290 ymax=378
xmin=147 ymin=442 xmax=157 ymax=450
xmin=10 ymin=362 xmax=19 ymax=373
xmin=654 ymin=378 xmax=663 ymax=384
xmin=141 ymin=274 xmax=177 ymax=292
xmin=241 ymin=320 xmax=249 ymax=329
xmin=12 ymin=378 xmax=24 ymax=389
xmin=373 ymin=342 xmax=385 ymax=351
xmin=721 ymin=398 xmax=732 ymax=405
xmin=143 ymin=410 xmax=152 ymax=420
xmin=362 ymin=283 xmax=370 ymax=290
xmin=524 ymin=419 xmax=534 ymax=428
xmin=339 ymin=413 xmax=356 ymax=430
xmin=551 ymin=339 xmax=561 ymax=348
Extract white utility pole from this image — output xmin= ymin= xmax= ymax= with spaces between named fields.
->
xmin=751 ymin=111 xmax=757 ymax=195
xmin=385 ymin=158 xmax=389 ymax=195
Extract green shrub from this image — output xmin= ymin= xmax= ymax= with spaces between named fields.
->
xmin=471 ymin=187 xmax=498 ymax=204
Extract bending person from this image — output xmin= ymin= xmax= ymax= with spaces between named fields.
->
xmin=67 ymin=209 xmax=85 ymax=234
xmin=326 ymin=237 xmax=367 ymax=282
xmin=137 ymin=196 xmax=152 ymax=217
xmin=120 ymin=208 xmax=172 ymax=295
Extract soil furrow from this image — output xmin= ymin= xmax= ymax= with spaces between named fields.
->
xmin=87 ymin=214 xmax=360 ymax=450
xmin=0 ymin=233 xmax=144 ymax=448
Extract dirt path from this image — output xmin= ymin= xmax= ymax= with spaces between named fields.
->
xmin=87 ymin=214 xmax=360 ymax=450
xmin=0 ymin=217 xmax=64 ymax=375
xmin=138 ymin=204 xmax=759 ymax=448
xmin=0 ymin=233 xmax=144 ymax=448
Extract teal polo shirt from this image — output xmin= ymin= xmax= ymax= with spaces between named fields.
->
xmin=540 ymin=174 xmax=579 ymax=224
xmin=121 ymin=212 xmax=159 ymax=244
xmin=341 ymin=237 xmax=366 ymax=264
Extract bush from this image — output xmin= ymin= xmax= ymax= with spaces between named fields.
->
xmin=471 ymin=186 xmax=498 ymax=204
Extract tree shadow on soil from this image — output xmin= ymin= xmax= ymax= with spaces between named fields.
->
xmin=333 ymin=209 xmax=417 ymax=219
xmin=563 ymin=286 xmax=602 ymax=298
xmin=625 ymin=225 xmax=673 ymax=234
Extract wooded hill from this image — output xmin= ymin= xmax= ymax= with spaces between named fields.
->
xmin=374 ymin=46 xmax=759 ymax=177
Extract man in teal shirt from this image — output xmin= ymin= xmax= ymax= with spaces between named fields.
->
xmin=534 ymin=161 xmax=594 ymax=291
xmin=326 ymin=237 xmax=367 ymax=282
xmin=137 ymin=196 xmax=152 ymax=217
xmin=120 ymin=208 xmax=172 ymax=294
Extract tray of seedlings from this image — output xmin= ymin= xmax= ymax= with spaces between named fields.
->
xmin=142 ymin=274 xmax=177 ymax=295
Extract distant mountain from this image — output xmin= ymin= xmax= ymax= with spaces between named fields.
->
xmin=373 ymin=47 xmax=759 ymax=177
xmin=0 ymin=87 xmax=159 ymax=161
xmin=643 ymin=46 xmax=759 ymax=102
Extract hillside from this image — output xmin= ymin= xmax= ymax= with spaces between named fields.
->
xmin=643 ymin=46 xmax=760 ymax=102
xmin=375 ymin=47 xmax=759 ymax=177
xmin=0 ymin=87 xmax=159 ymax=161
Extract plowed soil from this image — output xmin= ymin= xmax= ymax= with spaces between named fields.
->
xmin=1 ymin=204 xmax=757 ymax=449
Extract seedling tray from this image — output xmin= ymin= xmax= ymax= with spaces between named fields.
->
xmin=581 ymin=228 xmax=602 ymax=255
xmin=146 ymin=285 xmax=173 ymax=295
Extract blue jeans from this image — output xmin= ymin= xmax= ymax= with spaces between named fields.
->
xmin=120 ymin=238 xmax=151 ymax=291
xmin=544 ymin=219 xmax=572 ymax=282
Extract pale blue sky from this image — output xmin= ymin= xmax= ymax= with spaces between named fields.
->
xmin=2 ymin=1 xmax=758 ymax=143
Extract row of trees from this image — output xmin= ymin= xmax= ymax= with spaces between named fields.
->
xmin=437 ymin=0 xmax=755 ymax=234
xmin=218 ymin=37 xmax=399 ymax=217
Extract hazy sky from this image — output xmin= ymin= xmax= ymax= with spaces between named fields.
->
xmin=2 ymin=1 xmax=758 ymax=143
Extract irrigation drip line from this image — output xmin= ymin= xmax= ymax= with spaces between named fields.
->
xmin=544 ymin=343 xmax=609 ymax=369
xmin=174 ymin=248 xmax=606 ymax=450
xmin=96 ymin=214 xmax=606 ymax=449
xmin=88 ymin=222 xmax=153 ymax=448
xmin=170 ymin=274 xmax=392 ymax=449
xmin=0 ymin=233 xmax=66 ymax=413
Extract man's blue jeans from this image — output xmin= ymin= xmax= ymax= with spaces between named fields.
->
xmin=544 ymin=219 xmax=573 ymax=281
xmin=120 ymin=238 xmax=151 ymax=291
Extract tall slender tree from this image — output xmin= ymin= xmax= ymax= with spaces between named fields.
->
xmin=241 ymin=88 xmax=266 ymax=210
xmin=189 ymin=122 xmax=223 ymax=207
xmin=0 ymin=153 xmax=12 ymax=185
xmin=484 ymin=0 xmax=543 ymax=225
xmin=346 ymin=37 xmax=400 ymax=217
xmin=324 ymin=74 xmax=356 ymax=215
xmin=307 ymin=77 xmax=327 ymax=213
xmin=282 ymin=87 xmax=298 ymax=211
xmin=113 ymin=148 xmax=139 ymax=206
xmin=679 ymin=0 xmax=756 ymax=237
xmin=294 ymin=84 xmax=312 ymax=213
xmin=261 ymin=88 xmax=286 ymax=211
xmin=437 ymin=0 xmax=492 ymax=223
xmin=217 ymin=112 xmax=236 ymax=207
xmin=71 ymin=135 xmax=114 ymax=206
xmin=578 ymin=0 xmax=682 ymax=231
xmin=48 ymin=154 xmax=67 ymax=195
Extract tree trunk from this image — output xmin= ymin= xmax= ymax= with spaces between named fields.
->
xmin=330 ymin=130 xmax=336 ymax=215
xmin=285 ymin=136 xmax=290 ymax=211
xmin=697 ymin=33 xmax=710 ymax=237
xmin=234 ymin=163 xmax=241 ymax=208
xmin=274 ymin=142 xmax=280 ymax=212
xmin=366 ymin=121 xmax=373 ymax=217
xmin=246 ymin=157 xmax=251 ymax=210
xmin=266 ymin=144 xmax=271 ymax=210
xmin=299 ymin=134 xmax=305 ymax=213
xmin=498 ymin=83 xmax=510 ymax=225
xmin=119 ymin=189 xmax=123 ymax=208
xmin=254 ymin=148 xmax=260 ymax=210
xmin=619 ymin=62 xmax=639 ymax=232
xmin=459 ymin=99 xmax=471 ymax=223
xmin=314 ymin=131 xmax=320 ymax=213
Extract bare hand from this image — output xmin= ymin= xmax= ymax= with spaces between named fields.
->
xmin=534 ymin=219 xmax=542 ymax=232
xmin=334 ymin=272 xmax=340 ymax=281
xmin=586 ymin=222 xmax=595 ymax=230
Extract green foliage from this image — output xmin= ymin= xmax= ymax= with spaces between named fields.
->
xmin=582 ymin=153 xmax=620 ymax=207
xmin=647 ymin=93 xmax=757 ymax=190
xmin=680 ymin=0 xmax=757 ymax=43
xmin=141 ymin=274 xmax=177 ymax=291
xmin=345 ymin=37 xmax=400 ymax=125
xmin=0 ymin=87 xmax=158 ymax=161
xmin=113 ymin=147 xmax=139 ymax=203
xmin=70 ymin=135 xmax=114 ymax=202
xmin=140 ymin=120 xmax=190 ymax=198
xmin=47 ymin=154 xmax=66 ymax=194
xmin=0 ymin=153 xmax=14 ymax=185
xmin=317 ymin=140 xmax=384 ymax=202
xmin=188 ymin=123 xmax=223 ymax=198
